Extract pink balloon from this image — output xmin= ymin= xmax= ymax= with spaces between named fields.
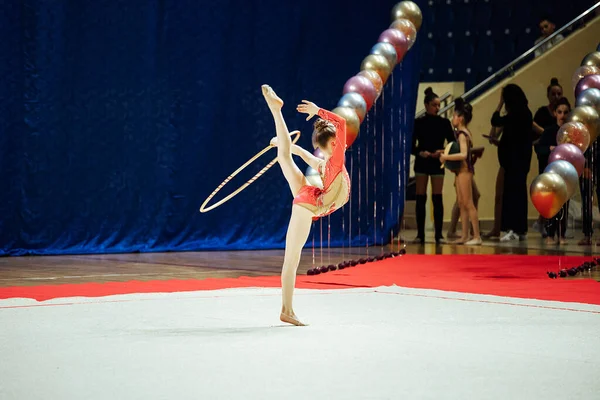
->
xmin=342 ymin=75 xmax=377 ymax=111
xmin=548 ymin=143 xmax=585 ymax=176
xmin=378 ymin=29 xmax=409 ymax=63
xmin=575 ymin=74 xmax=600 ymax=99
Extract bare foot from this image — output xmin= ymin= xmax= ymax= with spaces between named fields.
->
xmin=452 ymin=237 xmax=468 ymax=244
xmin=559 ymin=238 xmax=568 ymax=245
xmin=280 ymin=312 xmax=306 ymax=326
xmin=262 ymin=85 xmax=283 ymax=110
xmin=465 ymin=237 xmax=482 ymax=246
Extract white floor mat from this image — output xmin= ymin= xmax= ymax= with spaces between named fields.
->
xmin=1 ymin=286 xmax=599 ymax=400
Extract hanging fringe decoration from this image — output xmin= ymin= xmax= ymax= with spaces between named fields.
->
xmin=306 ymin=1 xmax=421 ymax=275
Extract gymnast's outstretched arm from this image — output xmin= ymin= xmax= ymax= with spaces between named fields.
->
xmin=315 ymin=107 xmax=347 ymax=170
xmin=297 ymin=101 xmax=347 ymax=166
xmin=291 ymin=144 xmax=322 ymax=171
xmin=270 ymin=134 xmax=322 ymax=171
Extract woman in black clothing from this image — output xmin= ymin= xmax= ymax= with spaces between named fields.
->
xmin=482 ymin=126 xmax=505 ymax=239
xmin=534 ymin=78 xmax=564 ymax=174
xmin=411 ymin=87 xmax=455 ymax=244
xmin=491 ymin=84 xmax=534 ymax=242
xmin=579 ymin=140 xmax=600 ymax=246
xmin=536 ymin=97 xmax=572 ymax=245
xmin=532 ymin=78 xmax=563 ymax=235
xmin=534 ymin=78 xmax=563 ymax=131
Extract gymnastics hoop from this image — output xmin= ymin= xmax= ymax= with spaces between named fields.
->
xmin=199 ymin=130 xmax=301 ymax=213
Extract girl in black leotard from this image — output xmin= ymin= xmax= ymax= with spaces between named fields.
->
xmin=440 ymin=98 xmax=481 ymax=245
xmin=411 ymin=87 xmax=455 ymax=244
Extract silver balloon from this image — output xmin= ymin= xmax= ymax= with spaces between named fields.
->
xmin=337 ymin=92 xmax=368 ymax=123
xmin=544 ymin=160 xmax=579 ymax=198
xmin=576 ymin=87 xmax=600 ymax=114
xmin=370 ymin=42 xmax=397 ymax=70
xmin=305 ymin=166 xmax=323 ymax=188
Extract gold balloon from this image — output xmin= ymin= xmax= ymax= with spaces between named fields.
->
xmin=332 ymin=106 xmax=360 ymax=147
xmin=390 ymin=18 xmax=417 ymax=49
xmin=358 ymin=70 xmax=383 ymax=97
xmin=530 ymin=172 xmax=569 ymax=219
xmin=360 ymin=54 xmax=392 ymax=84
xmin=556 ymin=121 xmax=591 ymax=153
xmin=581 ymin=51 xmax=600 ymax=69
xmin=391 ymin=1 xmax=422 ymax=30
xmin=567 ymin=105 xmax=600 ymax=143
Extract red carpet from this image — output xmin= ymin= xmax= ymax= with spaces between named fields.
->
xmin=1 ymin=255 xmax=599 ymax=305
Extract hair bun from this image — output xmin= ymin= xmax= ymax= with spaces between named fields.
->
xmin=550 ymin=77 xmax=559 ymax=86
xmin=314 ymin=118 xmax=332 ymax=131
xmin=424 ymin=87 xmax=434 ymax=96
xmin=454 ymin=97 xmax=473 ymax=123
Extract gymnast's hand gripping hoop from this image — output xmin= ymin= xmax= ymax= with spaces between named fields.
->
xmin=199 ymin=130 xmax=301 ymax=213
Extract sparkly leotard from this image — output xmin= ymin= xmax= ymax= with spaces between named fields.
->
xmin=293 ymin=108 xmax=350 ymax=220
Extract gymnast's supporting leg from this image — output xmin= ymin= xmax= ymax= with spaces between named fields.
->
xmin=456 ymin=171 xmax=480 ymax=243
xmin=447 ymin=200 xmax=460 ymax=238
xmin=449 ymin=180 xmax=479 ymax=238
xmin=280 ymin=205 xmax=314 ymax=326
xmin=262 ymin=85 xmax=313 ymax=325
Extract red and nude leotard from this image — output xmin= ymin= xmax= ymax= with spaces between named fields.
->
xmin=293 ymin=108 xmax=351 ymax=220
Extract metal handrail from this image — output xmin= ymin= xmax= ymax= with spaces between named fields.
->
xmin=437 ymin=2 xmax=600 ymax=116
xmin=439 ymin=97 xmax=453 ymax=119
xmin=415 ymin=92 xmax=452 ymax=118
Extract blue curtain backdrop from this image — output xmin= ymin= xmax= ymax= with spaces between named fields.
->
xmin=0 ymin=0 xmax=421 ymax=256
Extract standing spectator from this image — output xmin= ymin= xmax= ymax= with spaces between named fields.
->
xmin=491 ymin=85 xmax=533 ymax=242
xmin=411 ymin=88 xmax=455 ymax=244
xmin=482 ymin=126 xmax=504 ymax=239
xmin=578 ymin=140 xmax=600 ymax=246
xmin=532 ymin=78 xmax=564 ymax=235
xmin=534 ymin=78 xmax=564 ymax=139
xmin=534 ymin=16 xmax=564 ymax=58
xmin=536 ymin=97 xmax=572 ymax=244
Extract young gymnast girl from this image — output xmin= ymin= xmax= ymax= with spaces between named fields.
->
xmin=262 ymin=85 xmax=350 ymax=326
xmin=440 ymin=98 xmax=481 ymax=245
